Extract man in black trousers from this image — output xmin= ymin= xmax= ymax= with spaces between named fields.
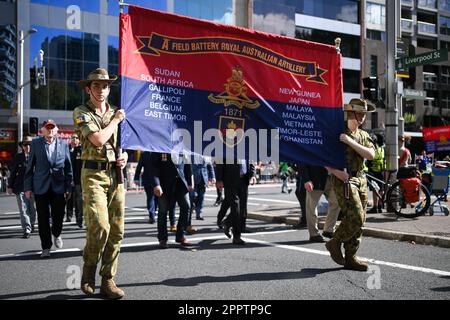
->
xmin=150 ymin=152 xmax=193 ymax=248
xmin=215 ymin=159 xmax=256 ymax=245
xmin=24 ymin=119 xmax=72 ymax=258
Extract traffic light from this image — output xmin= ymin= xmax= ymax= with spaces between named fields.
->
xmin=363 ymin=76 xmax=385 ymax=108
xmin=362 ymin=76 xmax=379 ymax=102
xmin=29 ymin=117 xmax=39 ymax=135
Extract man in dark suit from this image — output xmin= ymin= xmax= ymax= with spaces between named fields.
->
xmin=215 ymin=159 xmax=256 ymax=245
xmin=150 ymin=152 xmax=193 ymax=248
xmin=7 ymin=136 xmax=36 ymax=238
xmin=67 ymin=133 xmax=83 ymax=228
xmin=134 ymin=151 xmax=157 ymax=224
xmin=24 ymin=119 xmax=73 ymax=258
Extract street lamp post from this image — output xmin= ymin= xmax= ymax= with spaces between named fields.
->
xmin=17 ymin=28 xmax=37 ymax=144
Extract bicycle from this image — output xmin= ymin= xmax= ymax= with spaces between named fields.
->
xmin=366 ymin=167 xmax=431 ymax=218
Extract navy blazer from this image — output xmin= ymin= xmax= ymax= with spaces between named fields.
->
xmin=300 ymin=164 xmax=329 ymax=191
xmin=133 ymin=151 xmax=153 ymax=188
xmin=24 ymin=137 xmax=73 ymax=195
xmin=215 ymin=160 xmax=255 ymax=188
xmin=8 ymin=152 xmax=28 ymax=194
xmin=192 ymin=156 xmax=215 ymax=186
xmin=149 ymin=153 xmax=192 ymax=193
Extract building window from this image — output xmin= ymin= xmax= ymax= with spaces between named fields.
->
xmin=442 ymin=66 xmax=450 ymax=85
xmin=442 ymin=92 xmax=450 ymax=109
xmin=441 ymin=41 xmax=450 ymax=50
xmin=295 ymin=27 xmax=360 ymax=58
xmin=366 ymin=29 xmax=386 ymax=41
xmin=418 ymin=0 xmax=437 ymax=9
xmin=253 ymin=0 xmax=296 ymax=37
xmin=31 ymin=0 xmax=100 ymax=13
xmin=292 ymin=0 xmax=360 ymax=24
xmin=370 ymin=55 xmax=378 ymax=76
xmin=30 ymin=25 xmax=99 ymax=110
xmin=366 ymin=2 xmax=385 ymax=26
xmin=418 ymin=38 xmax=437 ymax=49
xmin=440 ymin=16 xmax=450 ymax=35
xmin=0 ymin=24 xmax=16 ymax=109
xmin=108 ymin=0 xmax=168 ymax=16
xmin=174 ymin=0 xmax=233 ymax=24
xmin=441 ymin=0 xmax=450 ymax=11
xmin=343 ymin=69 xmax=360 ymax=93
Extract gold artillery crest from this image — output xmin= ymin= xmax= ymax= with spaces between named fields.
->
xmin=208 ymin=66 xmax=260 ymax=109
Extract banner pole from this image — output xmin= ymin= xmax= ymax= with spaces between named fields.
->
xmin=334 ymin=37 xmax=341 ymax=54
xmin=117 ymin=0 xmax=125 ymax=184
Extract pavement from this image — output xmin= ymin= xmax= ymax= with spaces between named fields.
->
xmin=247 ymin=204 xmax=450 ymax=249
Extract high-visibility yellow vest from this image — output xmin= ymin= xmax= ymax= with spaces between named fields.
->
xmin=370 ymin=146 xmax=385 ymax=172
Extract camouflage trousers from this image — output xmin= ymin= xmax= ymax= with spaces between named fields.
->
xmin=332 ymin=175 xmax=368 ymax=257
xmin=81 ymin=167 xmax=125 ymax=278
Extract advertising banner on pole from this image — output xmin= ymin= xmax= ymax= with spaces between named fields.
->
xmin=423 ymin=126 xmax=450 ymax=152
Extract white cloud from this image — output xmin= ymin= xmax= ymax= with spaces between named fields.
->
xmin=253 ymin=13 xmax=295 ymax=37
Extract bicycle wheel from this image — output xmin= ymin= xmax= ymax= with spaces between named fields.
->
xmin=386 ymin=181 xmax=431 ymax=218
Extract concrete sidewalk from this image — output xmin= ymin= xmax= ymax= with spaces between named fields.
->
xmin=248 ymin=206 xmax=450 ymax=248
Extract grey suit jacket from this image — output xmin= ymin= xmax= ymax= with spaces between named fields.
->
xmin=24 ymin=136 xmax=73 ymax=195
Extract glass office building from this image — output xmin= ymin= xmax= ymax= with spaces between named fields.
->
xmin=253 ymin=0 xmax=362 ymax=104
xmin=0 ymin=0 xmax=236 ymax=141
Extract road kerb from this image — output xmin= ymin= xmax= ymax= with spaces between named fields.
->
xmin=248 ymin=211 xmax=450 ymax=249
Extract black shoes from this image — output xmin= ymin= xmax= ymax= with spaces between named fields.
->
xmin=196 ymin=216 xmax=204 ymax=221
xmin=214 ymin=198 xmax=224 ymax=206
xmin=367 ymin=207 xmax=378 ymax=214
xmin=322 ymin=231 xmax=334 ymax=239
xmin=232 ymin=238 xmax=246 ymax=245
xmin=148 ymin=217 xmax=155 ymax=224
xmin=309 ymin=235 xmax=325 ymax=243
xmin=223 ymin=223 xmax=231 ymax=239
xmin=293 ymin=221 xmax=307 ymax=229
xmin=22 ymin=232 xmax=30 ymax=239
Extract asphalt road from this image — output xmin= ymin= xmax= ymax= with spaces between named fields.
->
xmin=0 ymin=185 xmax=449 ymax=301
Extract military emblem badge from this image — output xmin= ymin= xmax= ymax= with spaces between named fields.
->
xmin=208 ymin=67 xmax=260 ymax=109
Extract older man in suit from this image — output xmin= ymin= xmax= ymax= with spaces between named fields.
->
xmin=24 ymin=119 xmax=73 ymax=258
xmin=150 ymin=152 xmax=193 ymax=248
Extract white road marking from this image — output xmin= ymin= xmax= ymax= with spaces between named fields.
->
xmin=204 ymin=194 xmax=298 ymax=205
xmin=1 ymin=229 xmax=449 ymax=278
xmin=244 ymin=238 xmax=450 ymax=277
xmin=0 ymin=216 xmax=148 ymax=231
xmin=1 ymin=212 xmax=20 ymax=215
xmin=0 ymin=230 xmax=296 ymax=259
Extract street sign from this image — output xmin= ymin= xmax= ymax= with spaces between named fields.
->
xmin=395 ymin=49 xmax=449 ymax=70
xmin=403 ymin=89 xmax=427 ymax=100
xmin=396 ymin=38 xmax=409 ymax=78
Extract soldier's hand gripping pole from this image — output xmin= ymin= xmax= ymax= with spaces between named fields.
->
xmin=116 ymin=119 xmax=125 ymax=185
xmin=343 ymin=169 xmax=350 ymax=200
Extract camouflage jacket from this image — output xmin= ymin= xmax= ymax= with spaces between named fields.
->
xmin=73 ymin=100 xmax=118 ymax=162
xmin=345 ymin=126 xmax=374 ymax=176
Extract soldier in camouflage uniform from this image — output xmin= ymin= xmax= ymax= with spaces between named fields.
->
xmin=73 ymin=68 xmax=128 ymax=299
xmin=325 ymin=98 xmax=375 ymax=271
